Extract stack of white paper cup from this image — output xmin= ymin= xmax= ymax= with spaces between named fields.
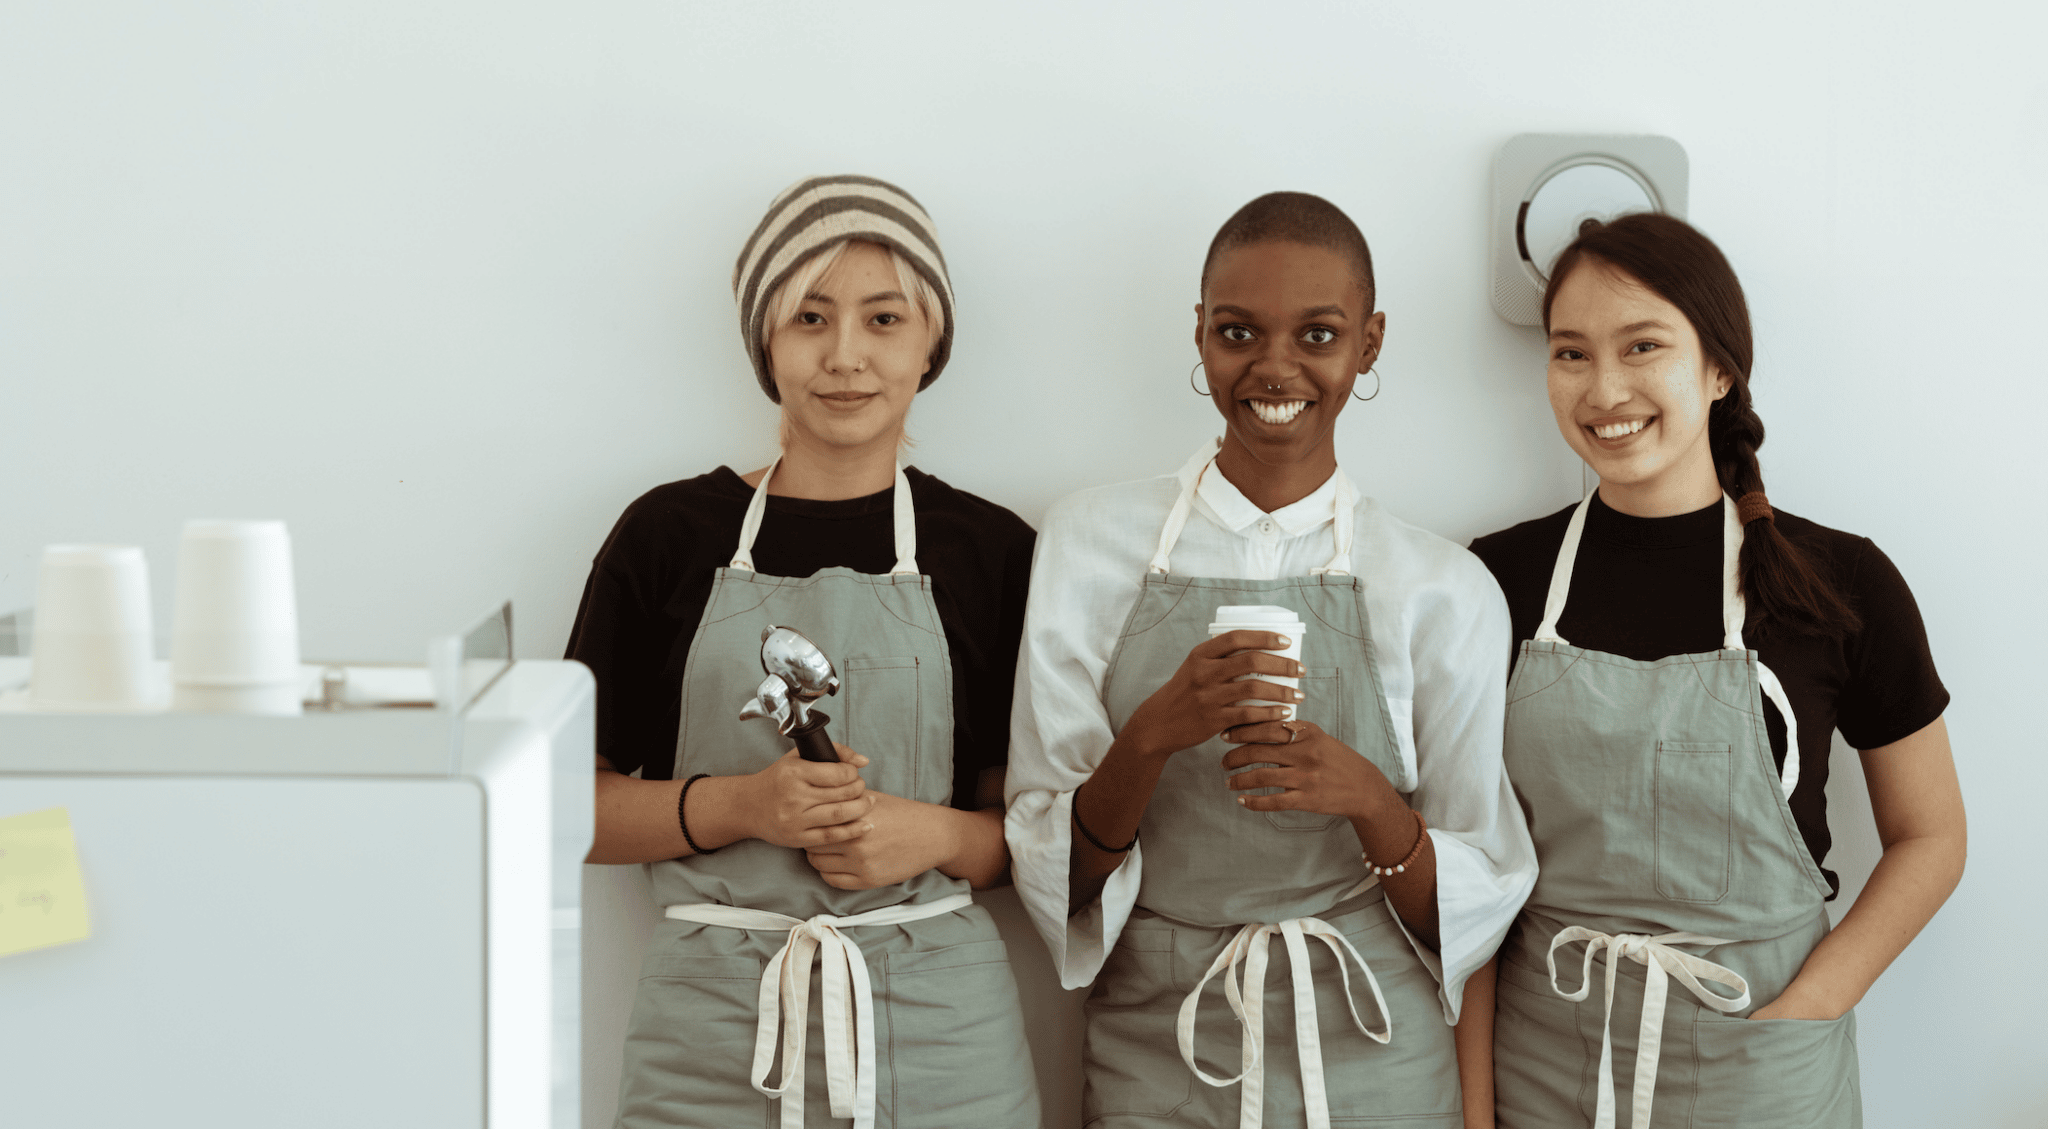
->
xmin=1207 ymin=604 xmax=1307 ymax=721
xmin=31 ymin=545 xmax=159 ymax=711
xmin=170 ymin=520 xmax=302 ymax=715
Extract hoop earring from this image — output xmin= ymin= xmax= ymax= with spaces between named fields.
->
xmin=1190 ymin=361 xmax=1210 ymax=396
xmin=1352 ymin=367 xmax=1381 ymax=402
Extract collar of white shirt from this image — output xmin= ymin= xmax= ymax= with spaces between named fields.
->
xmin=1194 ymin=461 xmax=1342 ymax=537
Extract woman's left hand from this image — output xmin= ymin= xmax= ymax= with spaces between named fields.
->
xmin=1221 ymin=720 xmax=1392 ymax=818
xmin=803 ymin=791 xmax=961 ymax=890
xmin=1748 ymin=983 xmax=1844 ymax=1021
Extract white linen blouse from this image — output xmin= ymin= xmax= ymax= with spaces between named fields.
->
xmin=1003 ymin=446 xmax=1537 ymax=1022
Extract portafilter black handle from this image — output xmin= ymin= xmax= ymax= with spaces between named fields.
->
xmin=789 ymin=709 xmax=837 ymax=763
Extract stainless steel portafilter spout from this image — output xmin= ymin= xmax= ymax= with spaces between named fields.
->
xmin=736 ymin=674 xmax=792 ymax=731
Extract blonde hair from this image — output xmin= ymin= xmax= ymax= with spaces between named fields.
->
xmin=759 ymin=240 xmax=943 ymax=357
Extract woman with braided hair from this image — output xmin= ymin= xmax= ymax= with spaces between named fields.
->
xmin=1469 ymin=212 xmax=1965 ymax=1128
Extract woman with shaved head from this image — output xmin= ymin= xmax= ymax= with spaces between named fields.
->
xmin=1007 ymin=192 xmax=1535 ymax=1128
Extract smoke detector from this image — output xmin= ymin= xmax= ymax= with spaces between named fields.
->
xmin=1489 ymin=134 xmax=1688 ymax=326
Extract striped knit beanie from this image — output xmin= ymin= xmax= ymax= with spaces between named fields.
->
xmin=733 ymin=175 xmax=955 ymax=403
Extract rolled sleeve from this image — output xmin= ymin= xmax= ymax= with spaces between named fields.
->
xmin=1402 ymin=553 xmax=1538 ymax=1022
xmin=1003 ymin=488 xmax=1156 ymax=988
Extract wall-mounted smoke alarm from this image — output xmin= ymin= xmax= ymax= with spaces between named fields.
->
xmin=1489 ymin=134 xmax=1688 ymax=326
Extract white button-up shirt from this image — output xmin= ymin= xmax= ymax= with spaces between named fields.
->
xmin=1003 ymin=450 xmax=1536 ymax=1021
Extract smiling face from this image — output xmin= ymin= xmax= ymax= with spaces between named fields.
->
xmin=767 ymin=240 xmax=935 ymax=454
xmin=1196 ymin=240 xmax=1383 ymax=471
xmin=1546 ymin=259 xmax=1734 ymax=514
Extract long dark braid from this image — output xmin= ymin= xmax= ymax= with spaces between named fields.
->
xmin=1544 ymin=213 xmax=1860 ymax=639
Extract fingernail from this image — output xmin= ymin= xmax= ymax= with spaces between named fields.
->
xmin=1236 ymin=796 xmax=1247 ymax=806
xmin=1293 ymin=690 xmax=1304 ymax=700
xmin=1277 ymin=635 xmax=1291 ymax=647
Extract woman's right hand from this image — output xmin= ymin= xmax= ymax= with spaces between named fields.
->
xmin=1118 ymin=630 xmax=1303 ymax=760
xmin=739 ymin=746 xmax=877 ymax=849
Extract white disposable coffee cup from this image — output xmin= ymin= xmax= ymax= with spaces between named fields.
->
xmin=171 ymin=519 xmax=302 ymax=715
xmin=1207 ymin=604 xmax=1306 ymax=721
xmin=30 ymin=544 xmax=158 ymax=710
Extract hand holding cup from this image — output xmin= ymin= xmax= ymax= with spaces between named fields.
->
xmin=1120 ymin=630 xmax=1304 ymax=760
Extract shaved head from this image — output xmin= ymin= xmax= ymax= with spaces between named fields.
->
xmin=1202 ymin=191 xmax=1375 ymax=310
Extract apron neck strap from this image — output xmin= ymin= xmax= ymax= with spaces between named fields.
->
xmin=1534 ymin=491 xmax=1746 ymax=651
xmin=1147 ymin=439 xmax=1356 ymax=576
xmin=1719 ymin=494 xmax=1747 ymax=651
xmin=731 ymin=457 xmax=920 ymax=575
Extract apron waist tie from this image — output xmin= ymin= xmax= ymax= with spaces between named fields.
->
xmin=1545 ymin=926 xmax=1753 ymax=1129
xmin=665 ymin=891 xmax=974 ymax=1129
xmin=1175 ymin=886 xmax=1392 ymax=1129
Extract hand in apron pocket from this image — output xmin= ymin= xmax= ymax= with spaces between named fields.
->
xmin=1688 ymin=1008 xmax=1860 ymax=1129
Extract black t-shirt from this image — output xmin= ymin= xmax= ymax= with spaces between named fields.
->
xmin=1468 ymin=492 xmax=1949 ymax=897
xmin=564 ymin=466 xmax=1036 ymax=810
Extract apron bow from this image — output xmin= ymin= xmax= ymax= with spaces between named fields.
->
xmin=1546 ymin=925 xmax=1752 ymax=1129
xmin=667 ymin=892 xmax=972 ymax=1129
xmin=1176 ymin=903 xmax=1391 ymax=1129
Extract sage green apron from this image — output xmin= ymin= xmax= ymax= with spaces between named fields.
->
xmin=1494 ymin=494 xmax=1859 ymax=1129
xmin=1084 ymin=444 xmax=1462 ymax=1129
xmin=614 ymin=460 xmax=1038 ymax=1129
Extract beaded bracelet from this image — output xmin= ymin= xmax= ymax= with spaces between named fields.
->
xmin=1072 ymin=781 xmax=1138 ymax=854
xmin=678 ymin=773 xmax=719 ymax=855
xmin=1363 ymin=808 xmax=1427 ymax=877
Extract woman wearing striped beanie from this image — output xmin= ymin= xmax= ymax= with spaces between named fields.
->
xmin=570 ymin=175 xmax=1042 ymax=1128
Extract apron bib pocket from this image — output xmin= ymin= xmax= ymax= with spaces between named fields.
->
xmin=1654 ymin=742 xmax=1735 ymax=903
xmin=840 ymin=655 xmax=924 ymax=800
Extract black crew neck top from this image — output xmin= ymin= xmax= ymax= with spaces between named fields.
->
xmin=564 ymin=466 xmax=1036 ymax=810
xmin=1469 ymin=492 xmax=1949 ymax=897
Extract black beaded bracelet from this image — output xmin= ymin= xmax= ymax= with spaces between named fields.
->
xmin=678 ymin=773 xmax=719 ymax=855
xmin=1072 ymin=782 xmax=1137 ymax=854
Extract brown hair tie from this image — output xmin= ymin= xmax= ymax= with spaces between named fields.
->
xmin=1736 ymin=492 xmax=1774 ymax=525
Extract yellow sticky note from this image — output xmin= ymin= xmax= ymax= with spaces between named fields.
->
xmin=0 ymin=807 xmax=93 ymax=957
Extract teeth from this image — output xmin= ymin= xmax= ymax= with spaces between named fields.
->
xmin=1592 ymin=419 xmax=1648 ymax=439
xmin=1251 ymin=400 xmax=1308 ymax=425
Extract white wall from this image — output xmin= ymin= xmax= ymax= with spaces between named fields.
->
xmin=4 ymin=2 xmax=2044 ymax=1126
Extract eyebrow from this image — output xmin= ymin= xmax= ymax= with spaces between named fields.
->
xmin=1211 ymin=303 xmax=1351 ymax=321
xmin=1549 ymin=319 xmax=1674 ymax=342
xmin=799 ymin=290 xmax=909 ymax=306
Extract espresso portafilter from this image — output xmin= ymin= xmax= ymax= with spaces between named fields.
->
xmin=736 ymin=625 xmax=843 ymax=762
